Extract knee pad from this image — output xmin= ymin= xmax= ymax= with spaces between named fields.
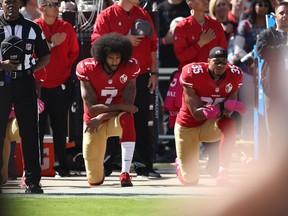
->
xmin=119 ymin=113 xmax=136 ymax=142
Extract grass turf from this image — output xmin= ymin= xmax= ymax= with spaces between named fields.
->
xmin=1 ymin=195 xmax=212 ymax=216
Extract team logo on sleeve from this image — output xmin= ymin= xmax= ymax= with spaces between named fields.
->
xmin=225 ymin=83 xmax=233 ymax=93
xmin=120 ymin=74 xmax=128 ymax=84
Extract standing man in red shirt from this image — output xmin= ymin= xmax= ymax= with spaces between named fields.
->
xmin=77 ymin=33 xmax=140 ymax=186
xmin=34 ymin=0 xmax=79 ymax=177
xmin=173 ymin=0 xmax=227 ymax=71
xmin=175 ymin=47 xmax=245 ymax=185
xmin=91 ymin=0 xmax=161 ymax=178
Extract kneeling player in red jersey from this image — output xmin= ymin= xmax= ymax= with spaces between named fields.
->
xmin=76 ymin=33 xmax=140 ymax=187
xmin=175 ymin=47 xmax=246 ymax=186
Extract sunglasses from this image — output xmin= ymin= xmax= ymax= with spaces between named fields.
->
xmin=43 ymin=2 xmax=61 ymax=8
xmin=256 ymin=2 xmax=269 ymax=7
xmin=214 ymin=61 xmax=227 ymax=65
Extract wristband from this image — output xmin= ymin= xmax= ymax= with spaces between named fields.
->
xmin=149 ymin=72 xmax=159 ymax=77
xmin=161 ymin=37 xmax=167 ymax=45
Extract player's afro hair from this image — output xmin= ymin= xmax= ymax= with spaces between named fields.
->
xmin=91 ymin=33 xmax=133 ymax=64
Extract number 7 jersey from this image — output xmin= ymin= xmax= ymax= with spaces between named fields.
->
xmin=177 ymin=62 xmax=243 ymax=127
xmin=76 ymin=58 xmax=140 ymax=123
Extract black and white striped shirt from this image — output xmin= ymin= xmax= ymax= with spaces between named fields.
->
xmin=0 ymin=14 xmax=50 ymax=71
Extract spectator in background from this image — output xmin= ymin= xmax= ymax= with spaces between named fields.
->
xmin=0 ymin=0 xmax=50 ymax=194
xmin=35 ymin=0 xmax=79 ymax=177
xmin=76 ymin=33 xmax=139 ymax=187
xmin=228 ymin=0 xmax=248 ymax=28
xmin=172 ymin=0 xmax=227 ymax=176
xmin=230 ymin=0 xmax=273 ymax=141
xmin=256 ymin=0 xmax=288 ymax=153
xmin=20 ymin=0 xmax=41 ymax=20
xmin=91 ymin=0 xmax=160 ymax=178
xmin=174 ymin=47 xmax=245 ymax=186
xmin=209 ymin=0 xmax=237 ymax=42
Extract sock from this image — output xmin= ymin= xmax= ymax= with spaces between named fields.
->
xmin=121 ymin=142 xmax=135 ymax=173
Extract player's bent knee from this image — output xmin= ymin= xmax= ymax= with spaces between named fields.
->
xmin=87 ymin=172 xmax=105 ymax=186
xmin=88 ymin=177 xmax=105 ymax=186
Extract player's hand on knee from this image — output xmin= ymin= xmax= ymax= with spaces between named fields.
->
xmin=85 ymin=117 xmax=102 ymax=133
xmin=224 ymin=100 xmax=247 ymax=115
xmin=203 ymin=105 xmax=221 ymax=119
xmin=121 ymin=103 xmax=138 ymax=114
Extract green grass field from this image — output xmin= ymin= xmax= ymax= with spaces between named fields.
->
xmin=1 ymin=195 xmax=213 ymax=216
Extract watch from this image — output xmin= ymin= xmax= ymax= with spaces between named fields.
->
xmin=149 ymin=72 xmax=159 ymax=76
xmin=50 ymin=42 xmax=55 ymax=48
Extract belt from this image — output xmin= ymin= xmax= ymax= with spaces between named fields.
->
xmin=10 ymin=69 xmax=33 ymax=79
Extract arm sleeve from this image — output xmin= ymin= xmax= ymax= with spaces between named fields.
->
xmin=91 ymin=12 xmax=111 ymax=45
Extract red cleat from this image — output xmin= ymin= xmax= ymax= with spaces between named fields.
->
xmin=119 ymin=172 xmax=133 ymax=187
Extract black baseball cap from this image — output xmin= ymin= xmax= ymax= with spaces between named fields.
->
xmin=1 ymin=35 xmax=24 ymax=61
xmin=209 ymin=47 xmax=228 ymax=59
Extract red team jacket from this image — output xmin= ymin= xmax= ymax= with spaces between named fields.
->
xmin=34 ymin=18 xmax=79 ymax=88
xmin=90 ymin=3 xmax=158 ymax=74
xmin=177 ymin=62 xmax=243 ymax=128
xmin=163 ymin=71 xmax=182 ymax=127
xmin=173 ymin=16 xmax=227 ymax=70
xmin=76 ymin=58 xmax=140 ymax=124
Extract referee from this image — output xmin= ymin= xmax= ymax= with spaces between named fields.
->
xmin=0 ymin=0 xmax=50 ymax=193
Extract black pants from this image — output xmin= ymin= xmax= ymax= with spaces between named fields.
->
xmin=0 ymin=74 xmax=41 ymax=186
xmin=39 ymin=82 xmax=71 ymax=172
xmin=133 ymin=73 xmax=153 ymax=172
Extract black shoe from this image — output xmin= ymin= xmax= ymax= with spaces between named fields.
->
xmin=55 ymin=170 xmax=71 ymax=177
xmin=25 ymin=184 xmax=44 ymax=194
xmin=138 ymin=169 xmax=162 ymax=179
xmin=104 ymin=169 xmax=113 ymax=177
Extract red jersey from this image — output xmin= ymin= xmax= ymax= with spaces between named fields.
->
xmin=177 ymin=62 xmax=243 ymax=127
xmin=76 ymin=58 xmax=140 ymax=124
xmin=34 ymin=18 xmax=79 ymax=88
xmin=90 ymin=3 xmax=158 ymax=74
xmin=173 ymin=16 xmax=227 ymax=70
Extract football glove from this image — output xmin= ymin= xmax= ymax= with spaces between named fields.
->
xmin=222 ymin=100 xmax=247 ymax=115
xmin=203 ymin=105 xmax=221 ymax=119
